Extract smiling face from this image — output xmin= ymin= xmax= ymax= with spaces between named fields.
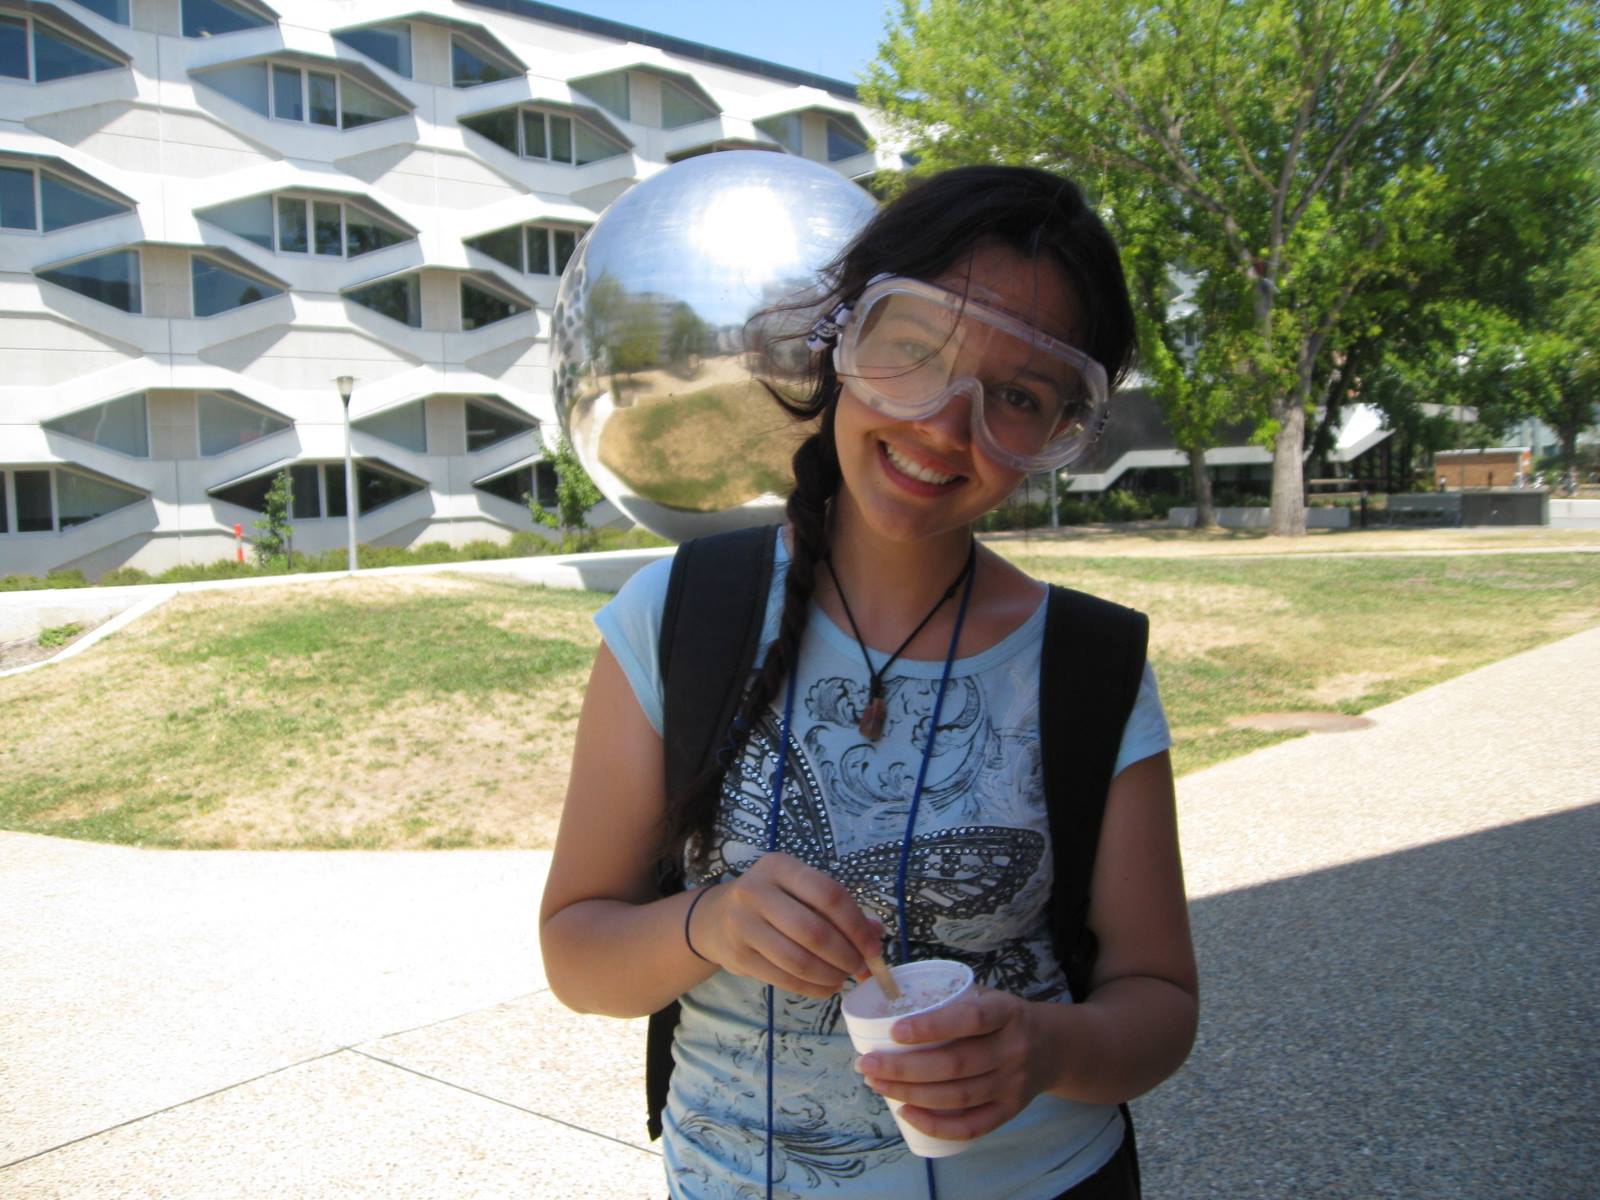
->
xmin=831 ymin=241 xmax=1083 ymax=547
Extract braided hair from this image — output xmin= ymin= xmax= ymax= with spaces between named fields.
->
xmin=663 ymin=165 xmax=1137 ymax=872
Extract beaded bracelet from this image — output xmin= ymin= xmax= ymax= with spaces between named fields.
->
xmin=684 ymin=883 xmax=719 ymax=963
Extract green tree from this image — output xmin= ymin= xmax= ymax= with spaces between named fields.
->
xmin=867 ymin=0 xmax=1599 ymax=533
xmin=1474 ymin=229 xmax=1600 ymax=479
xmin=252 ymin=470 xmax=293 ymax=567
xmin=528 ymin=432 xmax=604 ymax=550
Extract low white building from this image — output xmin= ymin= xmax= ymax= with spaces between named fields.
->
xmin=0 ymin=0 xmax=895 ymax=579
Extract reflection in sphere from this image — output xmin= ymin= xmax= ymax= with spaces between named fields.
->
xmin=550 ymin=151 xmax=876 ymax=541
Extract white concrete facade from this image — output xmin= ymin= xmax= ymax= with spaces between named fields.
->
xmin=0 ymin=0 xmax=895 ymax=579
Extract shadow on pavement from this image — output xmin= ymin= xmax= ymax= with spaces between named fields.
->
xmin=1137 ymin=803 xmax=1599 ymax=1199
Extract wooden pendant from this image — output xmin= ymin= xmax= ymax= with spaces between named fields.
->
xmin=858 ymin=695 xmax=887 ymax=741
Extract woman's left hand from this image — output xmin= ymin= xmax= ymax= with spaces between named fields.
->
xmin=854 ymin=987 xmax=1049 ymax=1142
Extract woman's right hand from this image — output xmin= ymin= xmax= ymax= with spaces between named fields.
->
xmin=693 ymin=853 xmax=884 ymax=1000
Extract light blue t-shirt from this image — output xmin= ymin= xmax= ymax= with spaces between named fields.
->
xmin=595 ymin=537 xmax=1172 ymax=1200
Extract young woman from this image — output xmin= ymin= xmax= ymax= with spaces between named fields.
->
xmin=540 ymin=166 xmax=1198 ymax=1200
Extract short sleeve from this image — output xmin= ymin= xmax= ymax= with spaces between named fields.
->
xmin=592 ymin=554 xmax=674 ymax=736
xmin=1111 ymin=661 xmax=1172 ymax=778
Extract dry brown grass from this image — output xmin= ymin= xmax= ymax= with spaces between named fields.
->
xmin=3 ymin=534 xmax=1596 ymax=850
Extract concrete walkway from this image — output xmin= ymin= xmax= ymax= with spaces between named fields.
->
xmin=2 ymin=628 xmax=1596 ymax=1198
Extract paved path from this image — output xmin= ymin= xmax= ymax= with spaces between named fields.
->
xmin=3 ymin=628 xmax=1596 ymax=1198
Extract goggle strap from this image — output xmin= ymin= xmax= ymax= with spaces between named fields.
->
xmin=806 ymin=298 xmax=860 ymax=351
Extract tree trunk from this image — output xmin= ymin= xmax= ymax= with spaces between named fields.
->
xmin=1269 ymin=402 xmax=1308 ymax=536
xmin=1189 ymin=450 xmax=1218 ymax=528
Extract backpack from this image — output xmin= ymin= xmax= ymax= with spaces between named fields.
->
xmin=650 ymin=524 xmax=1148 ymax=1189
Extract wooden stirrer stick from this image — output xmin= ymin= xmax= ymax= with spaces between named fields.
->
xmin=866 ymin=954 xmax=900 ymax=1002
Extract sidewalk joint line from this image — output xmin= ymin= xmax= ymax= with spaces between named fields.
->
xmin=357 ymin=988 xmax=554 ymax=1047
xmin=0 ymin=1047 xmax=346 ymax=1173
xmin=346 ymin=1047 xmax=661 ymax=1158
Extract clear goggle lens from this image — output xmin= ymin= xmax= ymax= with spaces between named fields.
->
xmin=834 ymin=279 xmax=1108 ymax=471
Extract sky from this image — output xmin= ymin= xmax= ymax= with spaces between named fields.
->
xmin=531 ymin=1 xmax=896 ymax=87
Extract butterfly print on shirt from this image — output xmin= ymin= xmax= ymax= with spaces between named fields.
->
xmin=699 ymin=702 xmax=1047 ymax=999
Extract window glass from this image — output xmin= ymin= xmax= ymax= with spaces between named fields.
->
xmin=353 ymin=401 xmax=426 ymax=453
xmin=182 ymin=0 xmax=270 ymax=38
xmin=553 ymin=229 xmax=578 ymax=274
xmin=43 ymin=393 xmax=148 ymax=456
xmin=476 ymin=463 xmax=553 ymax=508
xmin=199 ymin=194 xmax=273 ymax=249
xmin=73 ymin=0 xmax=130 ymax=23
xmin=827 ymin=119 xmax=868 ymax=161
xmin=334 ymin=25 xmax=410 ymax=77
xmin=451 ymin=36 xmax=514 ymax=88
xmin=323 ymin=462 xmax=346 ymax=518
xmin=461 ymin=280 xmax=526 ymax=331
xmin=660 ymin=79 xmax=715 ymax=128
xmin=339 ymin=75 xmax=404 ymax=128
xmin=56 ymin=469 xmax=141 ymax=527
xmin=462 ymin=108 xmax=517 ymax=153
xmin=308 ymin=71 xmax=338 ymax=126
xmin=0 ymin=470 xmax=7 ymax=533
xmin=465 ymin=398 xmax=532 ymax=452
xmin=197 ymin=62 xmax=269 ymax=116
xmin=475 ymin=465 xmax=529 ymax=506
xmin=0 ymin=165 xmax=36 ymax=230
xmin=313 ymin=201 xmax=341 ymax=256
xmin=347 ymin=274 xmax=420 ymax=326
xmin=275 ymin=197 xmax=307 ymax=253
xmin=524 ymin=227 xmax=550 ymax=275
xmin=573 ymin=120 xmax=623 ymax=165
xmin=34 ymin=22 xmax=120 ymax=81
xmin=289 ymin=463 xmax=319 ymax=519
xmin=468 ymin=227 xmax=522 ymax=271
xmin=549 ymin=115 xmax=573 ymax=163
xmin=212 ymin=472 xmax=273 ymax=513
xmin=344 ymin=207 xmax=406 ymax=257
xmin=192 ymin=255 xmax=281 ymax=317
xmin=0 ymin=15 xmax=27 ymax=79
xmin=573 ymin=72 xmax=628 ymax=119
xmin=39 ymin=249 xmax=141 ymax=312
xmin=39 ymin=172 xmax=128 ymax=231
xmin=521 ymin=110 xmax=547 ymax=159
xmin=756 ymin=113 xmax=803 ymax=154
xmin=534 ymin=460 xmax=558 ymax=508
xmin=354 ymin=464 xmax=421 ymax=513
xmin=270 ymin=64 xmax=302 ymax=121
xmin=198 ymin=392 xmax=289 ymax=456
xmin=15 ymin=470 xmax=53 ymax=532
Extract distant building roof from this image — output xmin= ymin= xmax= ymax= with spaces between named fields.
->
xmin=458 ymin=0 xmax=861 ymax=99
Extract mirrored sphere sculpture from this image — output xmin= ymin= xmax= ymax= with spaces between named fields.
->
xmin=550 ymin=151 xmax=876 ymax=540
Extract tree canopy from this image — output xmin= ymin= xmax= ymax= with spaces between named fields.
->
xmin=866 ymin=0 xmax=1600 ymax=530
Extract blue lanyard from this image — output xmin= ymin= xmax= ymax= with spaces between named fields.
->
xmin=761 ymin=559 xmax=976 ymax=1200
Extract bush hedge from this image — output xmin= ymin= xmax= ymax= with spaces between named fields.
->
xmin=0 ymin=527 xmax=672 ymax=592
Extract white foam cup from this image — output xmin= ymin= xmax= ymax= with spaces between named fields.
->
xmin=840 ymin=959 xmax=977 ymax=1158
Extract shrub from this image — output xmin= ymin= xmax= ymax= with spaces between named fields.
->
xmin=98 ymin=567 xmax=155 ymax=587
xmin=37 ymin=622 xmax=84 ymax=649
xmin=0 ymin=571 xmax=88 ymax=592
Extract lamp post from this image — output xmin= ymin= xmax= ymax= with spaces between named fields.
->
xmin=336 ymin=375 xmax=357 ymax=574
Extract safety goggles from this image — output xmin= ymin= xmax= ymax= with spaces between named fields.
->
xmin=821 ymin=275 xmax=1109 ymax=472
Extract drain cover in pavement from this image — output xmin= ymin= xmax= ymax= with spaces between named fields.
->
xmin=1228 ymin=711 xmax=1375 ymax=733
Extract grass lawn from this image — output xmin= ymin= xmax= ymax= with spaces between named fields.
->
xmin=1 ymin=546 xmax=1595 ymax=851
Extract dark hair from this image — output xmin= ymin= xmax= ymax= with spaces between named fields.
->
xmin=666 ymin=165 xmax=1136 ymax=871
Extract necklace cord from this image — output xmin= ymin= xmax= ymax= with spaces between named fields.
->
xmin=761 ymin=542 xmax=973 ymax=1200
xmin=763 ymin=669 xmax=799 ymax=1200
xmin=824 ymin=540 xmax=976 ymax=703
xmin=893 ymin=554 xmax=977 ymax=965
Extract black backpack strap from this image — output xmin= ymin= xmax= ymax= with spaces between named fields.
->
xmin=1040 ymin=584 xmax=1149 ymax=999
xmin=1040 ymin=583 xmax=1149 ymax=1195
xmin=646 ymin=523 xmax=778 ymax=1140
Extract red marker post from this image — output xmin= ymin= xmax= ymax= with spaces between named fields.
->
xmin=234 ymin=522 xmax=244 ymax=563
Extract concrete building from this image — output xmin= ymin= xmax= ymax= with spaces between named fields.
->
xmin=0 ymin=0 xmax=895 ymax=579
